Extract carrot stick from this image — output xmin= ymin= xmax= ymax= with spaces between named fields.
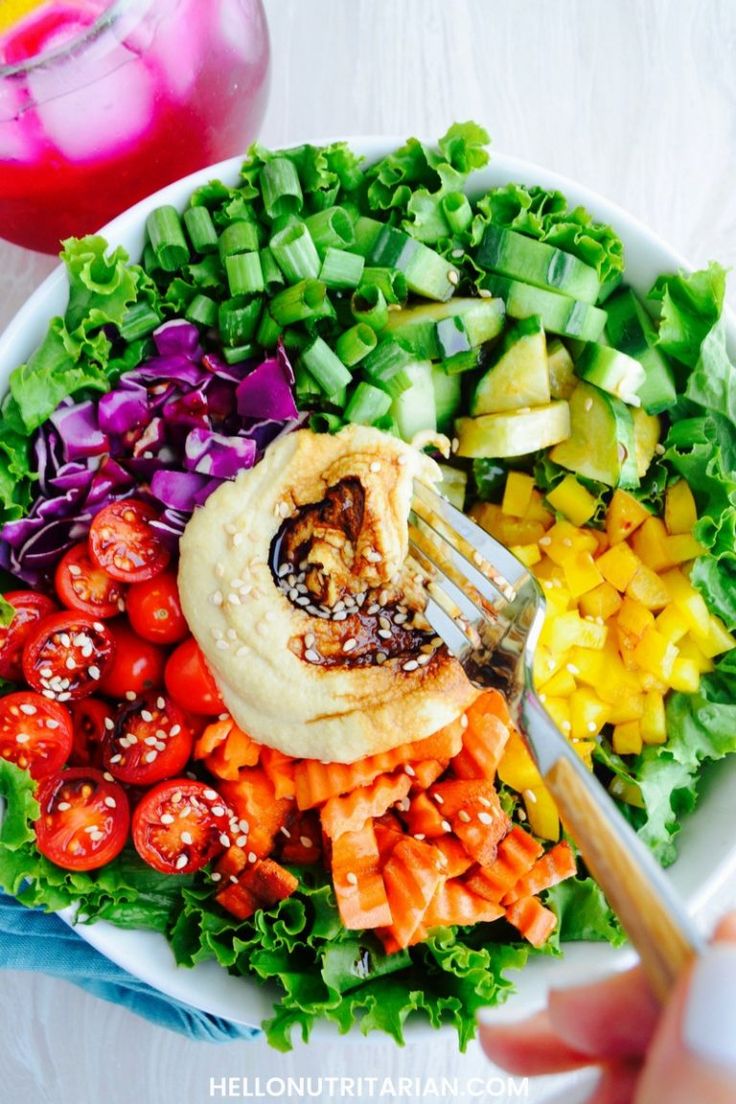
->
xmin=382 ymin=838 xmax=444 ymax=948
xmin=465 ymin=825 xmax=543 ymax=903
xmin=501 ymin=841 xmax=577 ymax=905
xmin=321 ymin=772 xmax=412 ymax=840
xmin=505 ymin=895 xmax=557 ymax=947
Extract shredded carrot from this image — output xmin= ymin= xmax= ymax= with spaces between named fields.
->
xmin=382 ymin=838 xmax=444 ymax=948
xmin=505 ymin=895 xmax=557 ymax=947
xmin=430 ymin=779 xmax=510 ymax=866
xmin=502 ymin=841 xmax=577 ymax=905
xmin=219 ymin=768 xmax=292 ymax=859
xmin=321 ymin=772 xmax=412 ymax=840
xmin=465 ymin=825 xmax=543 ymax=903
xmin=259 ymin=746 xmax=297 ymax=799
xmin=424 ymin=880 xmax=505 ymax=927
xmin=331 ymin=821 xmax=392 ymax=929
xmin=405 ymin=792 xmax=447 ymax=838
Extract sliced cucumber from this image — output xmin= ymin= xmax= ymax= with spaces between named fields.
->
xmin=366 ymin=224 xmax=458 ymax=301
xmin=476 ymin=224 xmax=601 ymax=304
xmin=575 ymin=341 xmax=646 ymax=406
xmin=455 ymin=401 xmax=570 ymax=459
xmin=633 ymin=407 xmax=662 ymax=478
xmin=547 ymin=338 xmax=576 ymax=399
xmin=432 ymin=363 xmax=462 ymax=433
xmin=549 ymin=381 xmax=638 ymax=488
xmin=605 ymin=287 xmax=677 ymax=414
xmin=390 ymin=360 xmax=436 ymax=441
xmin=480 ymin=274 xmax=607 ymax=341
xmin=438 ymin=463 xmax=468 ymax=510
xmin=471 ymin=315 xmax=550 ymax=414
xmin=362 ymin=340 xmax=415 ymax=398
xmin=383 ymin=296 xmax=505 ymax=360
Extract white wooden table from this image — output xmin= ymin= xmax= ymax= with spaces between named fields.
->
xmin=1 ymin=1 xmax=735 ymax=1100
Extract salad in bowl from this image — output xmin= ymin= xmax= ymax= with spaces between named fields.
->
xmin=0 ymin=123 xmax=735 ymax=1051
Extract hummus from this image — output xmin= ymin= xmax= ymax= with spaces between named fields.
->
xmin=178 ymin=424 xmax=476 ymax=762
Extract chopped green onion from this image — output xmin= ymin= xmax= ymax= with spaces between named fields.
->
xmin=295 ymin=362 xmax=321 ymax=400
xmin=270 ymin=279 xmax=327 ymax=325
xmin=362 ymin=340 xmax=414 ymax=398
xmin=183 ymin=206 xmax=218 ymax=254
xmin=300 ymin=337 xmax=352 ymax=396
xmin=218 ymin=296 xmax=262 ymax=346
xmin=441 ymin=191 xmax=472 ymax=234
xmin=218 ymin=220 xmax=260 ymax=259
xmin=309 ymin=412 xmax=344 ymax=434
xmin=222 ymin=342 xmax=258 ymax=365
xmin=352 ymin=216 xmax=384 ymax=256
xmin=441 ymin=347 xmax=484 ymax=375
xmin=359 ymin=267 xmax=408 ymax=305
xmin=319 ymin=247 xmax=365 ymax=290
xmin=368 ymin=225 xmax=458 ymax=301
xmin=351 ymin=284 xmax=388 ymax=330
xmin=304 ymin=206 xmax=355 ymax=253
xmin=256 ymin=309 xmax=283 ymax=348
xmin=146 ymin=205 xmax=190 ymax=272
xmin=270 ymin=223 xmax=321 ymax=282
xmin=185 ymin=294 xmax=218 ymax=328
xmin=187 ymin=254 xmax=224 ymax=289
xmin=270 ymin=212 xmax=302 ymax=235
xmin=261 ymin=157 xmax=303 ymax=220
xmin=119 ymin=301 xmax=161 ymax=342
xmin=345 ymin=381 xmax=392 ymax=425
xmin=259 ymin=247 xmax=285 ymax=293
xmin=373 ymin=413 xmax=399 ymax=435
xmin=142 ymin=243 xmax=160 ymax=275
xmin=225 ymin=252 xmax=265 ymax=297
xmin=335 ymin=322 xmax=377 ymax=366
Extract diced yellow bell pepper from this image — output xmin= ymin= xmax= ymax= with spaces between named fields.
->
xmin=615 ymin=624 xmax=639 ymax=671
xmin=617 ymin=596 xmax=655 ymax=640
xmin=545 ymin=612 xmax=608 ymax=653
xmin=497 ymin=732 xmax=542 ymax=790
xmin=540 ymin=520 xmax=598 ymax=565
xmin=578 ymin=581 xmax=623 ymax=622
xmin=612 ymin=720 xmax=643 ymax=756
xmin=563 ymin=551 xmax=604 ymax=599
xmin=566 ymin=645 xmax=605 ymax=686
xmin=632 ymin=627 xmax=678 ymax=682
xmin=533 ymin=643 xmax=565 ymax=684
xmin=538 ymin=667 xmax=577 ymax=697
xmin=641 ymin=691 xmax=667 ymax=745
xmin=595 ymin=642 xmax=645 ymax=703
xmin=638 ymin=671 xmax=668 ymax=693
xmin=661 ymin=534 xmax=706 ymax=567
xmin=597 ymin=543 xmax=641 ymax=592
xmin=631 ymin=517 xmax=670 ymax=572
xmin=654 ymin=605 xmax=689 ymax=644
xmin=544 ymin=696 xmax=572 ymax=736
xmin=690 ymin=614 xmax=736 ymax=659
xmin=510 ymin=543 xmax=542 ymax=567
xmin=546 ymin=475 xmax=598 ymax=526
xmin=669 ymin=657 xmax=700 ymax=694
xmin=626 ymin=564 xmax=671 ymax=610
xmin=569 ymin=688 xmax=609 ymax=740
xmin=677 ymin=635 xmax=715 ymax=673
xmin=572 ymin=739 xmax=596 ymax=770
xmin=502 ymin=471 xmax=535 ymax=517
xmin=589 ymin=529 xmax=610 ymax=556
xmin=524 ymin=489 xmax=555 ymax=528
xmin=660 ymin=569 xmax=711 ymax=634
xmin=470 ymin=502 xmax=547 ymax=546
xmin=523 ymin=785 xmax=560 ymax=842
xmin=534 ymin=558 xmax=566 ymax=585
xmin=665 ymin=480 xmax=698 ymax=535
xmin=607 ymin=693 xmax=645 ymax=724
xmin=605 ymin=489 xmax=651 ymax=544
xmin=610 ymin=776 xmax=646 ymax=808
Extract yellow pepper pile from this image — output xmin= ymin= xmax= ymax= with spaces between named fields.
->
xmin=470 ymin=471 xmax=735 ymax=840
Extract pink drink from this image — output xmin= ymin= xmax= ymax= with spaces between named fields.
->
xmin=0 ymin=0 xmax=270 ymax=253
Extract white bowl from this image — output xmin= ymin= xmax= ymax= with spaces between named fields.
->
xmin=2 ymin=139 xmax=735 ymax=1037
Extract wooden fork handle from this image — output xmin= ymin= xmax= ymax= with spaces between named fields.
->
xmin=545 ymin=755 xmax=700 ymax=1001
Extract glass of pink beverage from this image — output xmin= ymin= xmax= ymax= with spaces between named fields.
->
xmin=0 ymin=0 xmax=270 ymax=253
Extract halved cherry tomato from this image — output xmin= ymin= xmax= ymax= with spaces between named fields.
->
xmin=132 ymin=779 xmax=233 ymax=874
xmin=0 ymin=691 xmax=73 ymax=779
xmin=165 ymin=637 xmax=224 ymax=715
xmin=102 ymin=691 xmax=193 ymax=786
xmin=55 ymin=543 xmax=126 ymax=619
xmin=22 ymin=612 xmax=115 ymax=702
xmin=35 ymin=767 xmax=130 ymax=871
xmin=89 ymin=500 xmax=170 ymax=583
xmin=0 ymin=591 xmax=57 ymax=681
xmin=97 ymin=621 xmax=165 ymax=700
xmin=69 ymin=697 xmax=115 ymax=769
xmin=126 ymin=571 xmax=188 ymax=645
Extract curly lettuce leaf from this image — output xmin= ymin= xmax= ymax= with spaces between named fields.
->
xmin=545 ymin=875 xmax=624 ymax=947
xmin=648 ymin=261 xmax=726 ymax=368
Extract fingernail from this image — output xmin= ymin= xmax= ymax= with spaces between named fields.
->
xmin=682 ymin=944 xmax=736 ymax=1071
xmin=476 ymin=1001 xmax=543 ymax=1027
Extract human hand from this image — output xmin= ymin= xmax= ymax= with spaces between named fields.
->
xmin=478 ymin=913 xmax=736 ymax=1103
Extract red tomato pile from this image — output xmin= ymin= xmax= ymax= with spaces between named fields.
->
xmin=0 ymin=498 xmax=237 ymax=878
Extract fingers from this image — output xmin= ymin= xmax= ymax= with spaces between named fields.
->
xmin=547 ymin=967 xmax=659 ymax=1060
xmin=587 ymin=1061 xmax=641 ymax=1104
xmin=713 ymin=911 xmax=736 ymax=942
xmin=477 ymin=1010 xmax=593 ymax=1075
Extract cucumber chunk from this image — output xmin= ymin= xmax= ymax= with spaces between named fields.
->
xmin=367 ymin=225 xmax=458 ymax=301
xmin=480 ymin=274 xmax=607 ymax=341
xmin=455 ymin=401 xmax=570 ymax=458
xmin=432 ymin=364 xmax=463 ymax=432
xmin=547 ymin=338 xmax=576 ymax=399
xmin=575 ymin=341 xmax=646 ymax=406
xmin=471 ymin=315 xmax=550 ymax=414
xmin=633 ymin=408 xmax=662 ymax=478
xmin=476 ymin=224 xmax=601 ymax=304
xmin=438 ymin=464 xmax=468 ymax=510
xmin=605 ymin=287 xmax=677 ymax=414
xmin=390 ymin=360 xmax=436 ymax=441
xmin=549 ymin=381 xmax=638 ymax=488
xmin=383 ymin=296 xmax=505 ymax=360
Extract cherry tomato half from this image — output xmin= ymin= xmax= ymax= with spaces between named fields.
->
xmin=165 ymin=637 xmax=224 ymax=715
xmin=22 ymin=612 xmax=115 ymax=702
xmin=97 ymin=621 xmax=165 ymax=700
xmin=102 ymin=691 xmax=193 ymax=786
xmin=35 ymin=768 xmax=130 ymax=872
xmin=0 ymin=691 xmax=73 ymax=779
xmin=132 ymin=779 xmax=233 ymax=875
xmin=126 ymin=571 xmax=188 ymax=645
xmin=0 ymin=591 xmax=58 ymax=682
xmin=55 ymin=542 xmax=126 ymax=620
xmin=69 ymin=697 xmax=115 ymax=769
xmin=89 ymin=500 xmax=170 ymax=584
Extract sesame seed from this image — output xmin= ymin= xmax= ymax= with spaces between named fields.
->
xmin=378 ymin=628 xmax=392 ymax=640
xmin=230 ymin=875 xmax=238 ymax=884
xmin=457 ymin=809 xmax=471 ymax=823
xmin=104 ymin=797 xmax=117 ymax=809
xmin=277 ymin=563 xmax=290 ymax=577
xmin=239 ymin=819 xmax=250 ymax=833
xmin=19 ymin=703 xmax=37 ymax=716
xmin=144 ymin=750 xmax=158 ymax=763
xmin=144 ymin=735 xmax=157 ymax=746
xmin=65 ymin=657 xmax=76 ymax=670
xmin=140 ymin=710 xmax=153 ymax=723
xmin=227 ymin=628 xmax=238 ymax=641
xmin=181 ymin=831 xmax=193 ymax=846
xmin=305 ymin=649 xmax=321 ymax=664
xmin=587 ymin=722 xmax=598 ymax=733
xmin=346 ymin=872 xmax=358 ymax=886
xmin=46 ymin=719 xmax=60 ymax=730
xmin=402 ymin=659 xmax=419 ymax=672
xmin=478 ymin=811 xmax=493 ymax=825
xmin=342 ymin=638 xmax=357 ymax=653
xmin=204 ymin=789 xmax=218 ymax=800
xmin=397 ymin=454 xmax=409 ymax=466
xmin=433 ymin=793 xmax=444 ymax=805
xmin=414 ymin=833 xmax=426 ymax=841
xmin=57 ymin=801 xmax=71 ymax=811
xmin=227 ymin=593 xmax=241 ymax=606
xmin=103 ymin=772 xmax=114 ymax=782
xmin=300 ymin=835 xmax=312 ymax=848
xmin=448 ymin=268 xmax=459 ymax=285
xmin=280 ymin=826 xmax=291 ymax=838
xmin=175 ymin=854 xmax=188 ymax=870
xmin=211 ymin=872 xmax=222 ymax=883
xmin=523 ymin=788 xmax=538 ymax=804
xmin=478 ymin=796 xmax=492 ymax=808
xmin=584 ymin=397 xmax=593 ymax=412
xmin=566 ymin=664 xmax=580 ymax=675
xmin=109 ymin=754 xmax=122 ymax=764
xmin=15 ymin=733 xmax=29 ymax=744
xmin=170 ymin=724 xmax=181 ymax=737
xmin=236 ymin=645 xmax=249 ymax=656
xmin=90 ymin=831 xmax=104 ymax=843
xmin=247 ymin=851 xmax=257 ymax=863
xmin=216 ymin=639 xmax=229 ymax=650
xmin=376 ymin=652 xmax=388 ymax=664
xmin=57 ymin=692 xmax=71 ymax=703
xmin=404 ymin=764 xmax=416 ymax=777
xmin=539 ymin=536 xmax=551 ymax=547
xmin=235 ymin=835 xmax=247 ymax=847
xmin=40 ymin=668 xmax=53 ymax=679
xmin=210 ymin=590 xmax=223 ymax=606
xmin=219 ymin=834 xmax=231 ymax=848
xmin=441 ymin=819 xmax=452 ymax=832
xmin=125 ymin=690 xmax=137 ymax=702
xmin=67 ymin=564 xmax=82 ymax=576
xmin=332 ymin=610 xmax=348 ymax=621
xmin=93 ymin=622 xmax=104 ymax=633
xmin=161 ymin=814 xmax=175 ymax=825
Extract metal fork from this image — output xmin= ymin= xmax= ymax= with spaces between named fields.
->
xmin=410 ymin=480 xmax=703 ymax=1000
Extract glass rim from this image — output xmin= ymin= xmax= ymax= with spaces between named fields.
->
xmin=0 ymin=0 xmax=147 ymax=79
